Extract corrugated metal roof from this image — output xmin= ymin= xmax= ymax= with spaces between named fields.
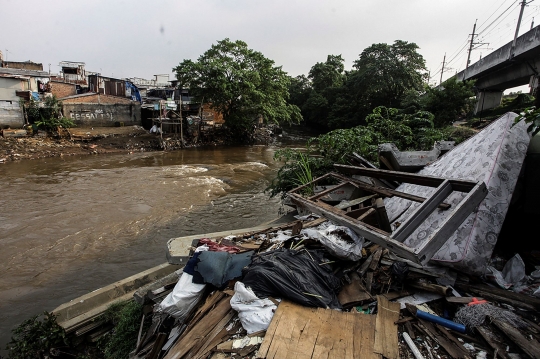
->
xmin=0 ymin=67 xmax=49 ymax=77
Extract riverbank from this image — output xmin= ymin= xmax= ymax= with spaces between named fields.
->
xmin=0 ymin=125 xmax=281 ymax=162
xmin=0 ymin=126 xmax=163 ymax=162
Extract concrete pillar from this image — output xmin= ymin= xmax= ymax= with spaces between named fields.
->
xmin=474 ymin=90 xmax=503 ymax=114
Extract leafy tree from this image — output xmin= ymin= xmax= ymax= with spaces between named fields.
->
xmin=288 ymin=75 xmax=312 ymax=109
xmin=422 ymin=77 xmax=475 ymax=127
xmin=299 ymin=55 xmax=346 ymax=129
xmin=308 ymin=55 xmax=345 ymax=93
xmin=174 ymin=39 xmax=301 ymax=138
xmin=352 ymin=40 xmax=427 ymax=110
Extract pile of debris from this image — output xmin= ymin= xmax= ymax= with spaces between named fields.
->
xmin=56 ymin=113 xmax=540 ymax=358
xmin=119 ymin=213 xmax=540 ymax=359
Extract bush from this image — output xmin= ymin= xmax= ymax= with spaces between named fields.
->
xmin=6 ymin=312 xmax=69 ymax=359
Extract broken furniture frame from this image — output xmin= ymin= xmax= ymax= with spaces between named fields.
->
xmin=287 ymin=165 xmax=487 ymax=265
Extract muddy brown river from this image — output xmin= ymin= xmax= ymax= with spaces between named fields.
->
xmin=0 ymin=133 xmax=308 ymax=352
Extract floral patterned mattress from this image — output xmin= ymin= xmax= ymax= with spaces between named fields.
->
xmin=384 ymin=112 xmax=530 ymax=275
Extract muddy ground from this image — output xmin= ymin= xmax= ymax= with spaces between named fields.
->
xmin=0 ymin=125 xmax=279 ymax=162
xmin=0 ymin=126 xmax=163 ymax=162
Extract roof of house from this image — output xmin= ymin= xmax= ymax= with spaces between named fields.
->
xmin=0 ymin=67 xmax=49 ymax=78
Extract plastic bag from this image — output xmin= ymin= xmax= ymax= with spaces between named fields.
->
xmin=302 ymin=223 xmax=364 ymax=261
xmin=230 ymin=282 xmax=277 ymax=334
xmin=243 ymin=248 xmax=341 ymax=309
xmin=157 ymin=272 xmax=206 ymax=321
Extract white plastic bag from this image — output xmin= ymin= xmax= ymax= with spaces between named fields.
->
xmin=302 ymin=224 xmax=364 ymax=261
xmin=157 ymin=272 xmax=206 ymax=322
xmin=230 ymin=282 xmax=277 ymax=334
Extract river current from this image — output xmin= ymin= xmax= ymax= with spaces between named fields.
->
xmin=0 ymin=132 xmax=307 ymax=352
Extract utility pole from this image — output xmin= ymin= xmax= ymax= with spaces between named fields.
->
xmin=466 ymin=20 xmax=477 ymax=69
xmin=439 ymin=53 xmax=446 ymax=85
xmin=512 ymin=0 xmax=528 ymax=50
xmin=531 ymin=17 xmax=535 ymax=30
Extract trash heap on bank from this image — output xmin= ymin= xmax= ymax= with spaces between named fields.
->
xmin=52 ymin=112 xmax=540 ymax=359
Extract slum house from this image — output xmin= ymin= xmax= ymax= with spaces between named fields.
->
xmin=0 ymin=67 xmax=50 ymax=128
xmin=0 ymin=59 xmax=44 ymax=71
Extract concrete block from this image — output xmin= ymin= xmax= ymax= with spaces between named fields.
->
xmin=378 ymin=141 xmax=455 ymax=172
xmin=52 ymin=262 xmax=181 ymax=332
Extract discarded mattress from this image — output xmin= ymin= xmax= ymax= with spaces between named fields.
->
xmin=384 ymin=113 xmax=530 ymax=275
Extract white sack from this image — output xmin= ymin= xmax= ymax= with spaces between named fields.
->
xmin=157 ymin=272 xmax=206 ymax=322
xmin=230 ymin=282 xmax=277 ymax=334
xmin=302 ymin=224 xmax=364 ymax=261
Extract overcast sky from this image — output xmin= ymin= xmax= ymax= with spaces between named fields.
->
xmin=1 ymin=0 xmax=538 ymax=90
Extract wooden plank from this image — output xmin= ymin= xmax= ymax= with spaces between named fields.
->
xmin=257 ymin=301 xmax=288 ymax=358
xmin=259 ymin=300 xmax=379 ymax=359
xmin=455 ymin=282 xmax=540 ymax=311
xmin=311 ymin=308 xmax=334 ymax=359
xmin=265 ymin=301 xmax=314 ymax=359
xmin=164 ymin=296 xmax=232 ymax=359
xmin=417 ymin=319 xmax=471 ymax=359
xmin=369 ymin=249 xmax=383 ymax=271
xmin=338 ymin=272 xmax=373 ymax=308
xmin=289 ymin=308 xmax=327 ymax=359
xmin=356 ymin=208 xmax=376 ymax=222
xmin=373 ymin=295 xmax=400 ymax=359
xmin=330 ymin=172 xmax=451 ymax=210
xmin=335 ymin=195 xmax=377 ymax=210
xmin=333 ymin=164 xmax=477 ymax=192
xmin=353 ymin=314 xmax=380 ymax=359
xmin=492 ymin=318 xmax=540 ymax=359
xmin=374 ymin=198 xmax=392 ymax=233
xmin=190 ymin=310 xmax=235 ymax=359
xmin=476 ymin=326 xmax=511 ymax=359
xmin=148 ymin=333 xmax=168 ymax=359
xmin=309 ymin=182 xmax=351 ymax=201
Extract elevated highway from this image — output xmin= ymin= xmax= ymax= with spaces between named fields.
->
xmin=455 ymin=25 xmax=540 ymax=113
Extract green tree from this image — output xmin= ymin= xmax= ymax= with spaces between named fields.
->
xmin=422 ymin=77 xmax=475 ymax=127
xmin=174 ymin=39 xmax=301 ymax=138
xmin=352 ymin=40 xmax=427 ymax=110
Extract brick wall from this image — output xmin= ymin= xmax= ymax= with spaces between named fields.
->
xmin=51 ymin=81 xmax=77 ymax=99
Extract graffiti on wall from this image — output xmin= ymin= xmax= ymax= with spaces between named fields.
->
xmin=70 ymin=109 xmax=114 ymax=121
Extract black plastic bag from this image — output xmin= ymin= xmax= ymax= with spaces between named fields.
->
xmin=242 ymin=248 xmax=342 ymax=309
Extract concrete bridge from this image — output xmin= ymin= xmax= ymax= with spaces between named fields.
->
xmin=455 ymin=25 xmax=540 ymax=113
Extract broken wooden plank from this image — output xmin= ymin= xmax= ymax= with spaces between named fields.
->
xmin=417 ymin=319 xmax=471 ymax=359
xmin=331 ymin=172 xmax=451 ymax=210
xmin=334 ymin=164 xmax=477 ymax=192
xmin=491 ymin=318 xmax=540 ymax=359
xmin=353 ymin=307 xmax=381 ymax=359
xmin=374 ymin=295 xmax=400 ymax=359
xmin=164 ymin=295 xmax=232 ymax=359
xmin=476 ymin=326 xmax=511 ymax=359
xmin=455 ymin=282 xmax=540 ymax=311
xmin=338 ymin=272 xmax=373 ymax=308
xmin=369 ymin=249 xmax=383 ymax=271
xmin=148 ymin=333 xmax=168 ymax=359
xmin=257 ymin=300 xmax=378 ymax=359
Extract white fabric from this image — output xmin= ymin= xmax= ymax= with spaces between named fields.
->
xmin=384 ymin=113 xmax=530 ymax=275
xmin=157 ymin=272 xmax=206 ymax=321
xmin=230 ymin=282 xmax=277 ymax=334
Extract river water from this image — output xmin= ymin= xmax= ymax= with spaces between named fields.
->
xmin=0 ymin=132 xmax=308 ymax=352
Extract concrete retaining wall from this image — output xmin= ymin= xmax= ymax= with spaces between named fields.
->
xmin=63 ymin=102 xmax=141 ymax=126
xmin=0 ymin=100 xmax=24 ymax=128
